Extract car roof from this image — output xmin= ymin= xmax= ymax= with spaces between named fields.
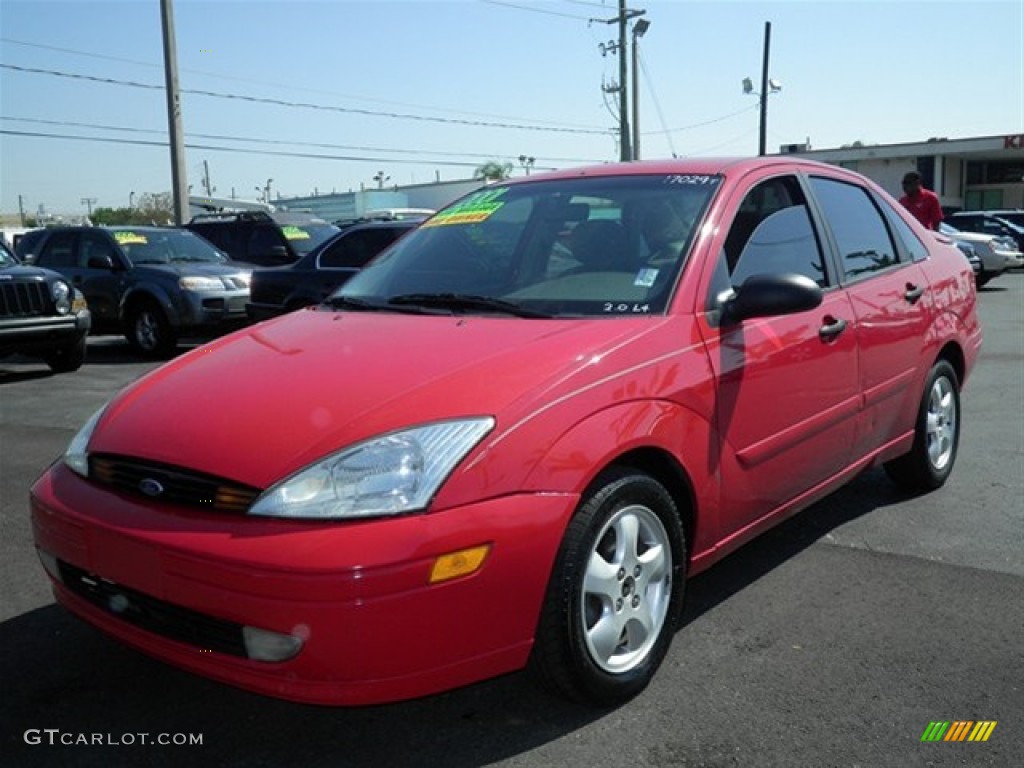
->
xmin=499 ymin=156 xmax=845 ymax=185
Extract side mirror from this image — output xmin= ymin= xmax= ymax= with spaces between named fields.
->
xmin=87 ymin=254 xmax=116 ymax=270
xmin=21 ymin=253 xmax=37 ymax=265
xmin=721 ymin=273 xmax=823 ymax=325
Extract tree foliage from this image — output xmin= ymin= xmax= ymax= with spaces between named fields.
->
xmin=90 ymin=192 xmax=175 ymax=225
xmin=474 ymin=161 xmax=514 ymax=181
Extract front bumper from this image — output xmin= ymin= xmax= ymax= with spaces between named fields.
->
xmin=30 ymin=462 xmax=576 ymax=705
xmin=174 ymin=290 xmax=250 ymax=332
xmin=0 ymin=310 xmax=90 ymax=356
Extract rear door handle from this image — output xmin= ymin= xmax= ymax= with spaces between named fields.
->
xmin=904 ymin=283 xmax=924 ymax=303
xmin=819 ymin=316 xmax=847 ymax=341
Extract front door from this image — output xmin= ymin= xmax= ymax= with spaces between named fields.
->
xmin=699 ymin=173 xmax=860 ymax=539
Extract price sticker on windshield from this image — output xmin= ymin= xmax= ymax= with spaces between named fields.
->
xmin=423 ymin=188 xmax=508 ymax=227
xmin=113 ymin=231 xmax=148 ymax=245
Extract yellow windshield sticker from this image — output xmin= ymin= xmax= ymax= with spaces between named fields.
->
xmin=281 ymin=226 xmax=311 ymax=240
xmin=422 ymin=188 xmax=507 ymax=227
xmin=113 ymin=231 xmax=148 ymax=245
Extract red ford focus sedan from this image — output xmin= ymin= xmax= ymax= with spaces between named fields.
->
xmin=31 ymin=158 xmax=981 ymax=706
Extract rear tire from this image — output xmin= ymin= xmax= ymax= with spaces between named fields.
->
xmin=884 ymin=360 xmax=960 ymax=491
xmin=530 ymin=468 xmax=686 ymax=705
xmin=44 ymin=335 xmax=87 ymax=373
xmin=125 ymin=301 xmax=176 ymax=358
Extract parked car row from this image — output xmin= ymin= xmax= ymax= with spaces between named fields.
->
xmin=5 ymin=213 xmax=423 ymax=369
xmin=937 ymin=221 xmax=1023 ymax=286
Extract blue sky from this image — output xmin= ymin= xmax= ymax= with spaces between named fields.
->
xmin=1 ymin=0 xmax=1022 ymax=215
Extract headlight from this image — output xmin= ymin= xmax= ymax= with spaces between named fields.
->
xmin=51 ymin=280 xmax=72 ymax=314
xmin=51 ymin=280 xmax=70 ymax=301
xmin=64 ymin=405 xmax=108 ymax=477
xmin=179 ymin=276 xmax=224 ymax=291
xmin=249 ymin=418 xmax=495 ymax=519
xmin=233 ymin=271 xmax=252 ymax=288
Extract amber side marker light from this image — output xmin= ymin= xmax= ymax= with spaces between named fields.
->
xmin=430 ymin=545 xmax=491 ymax=584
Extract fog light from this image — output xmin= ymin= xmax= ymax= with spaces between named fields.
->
xmin=429 ymin=544 xmax=490 ymax=584
xmin=242 ymin=625 xmax=303 ymax=662
xmin=37 ymin=548 xmax=62 ymax=583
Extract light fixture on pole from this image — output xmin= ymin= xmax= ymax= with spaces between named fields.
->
xmin=742 ymin=21 xmax=780 ymax=156
xmin=518 ymin=155 xmax=536 ymax=175
xmin=631 ymin=18 xmax=650 ymax=161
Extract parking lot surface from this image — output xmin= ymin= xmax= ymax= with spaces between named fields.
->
xmin=2 ymin=277 xmax=1021 ymax=767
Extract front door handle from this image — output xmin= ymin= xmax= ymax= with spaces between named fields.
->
xmin=819 ymin=316 xmax=847 ymax=341
xmin=904 ymin=283 xmax=924 ymax=304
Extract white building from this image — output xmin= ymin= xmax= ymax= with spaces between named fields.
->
xmin=788 ymin=132 xmax=1024 ymax=211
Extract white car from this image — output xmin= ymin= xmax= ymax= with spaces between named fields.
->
xmin=938 ymin=222 xmax=1023 ymax=286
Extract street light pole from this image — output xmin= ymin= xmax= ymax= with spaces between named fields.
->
xmin=759 ymin=21 xmax=772 ymax=157
xmin=631 ymin=19 xmax=650 ymax=161
xmin=617 ymin=0 xmax=631 ymax=162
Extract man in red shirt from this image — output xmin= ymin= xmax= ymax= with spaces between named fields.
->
xmin=899 ymin=171 xmax=943 ymax=230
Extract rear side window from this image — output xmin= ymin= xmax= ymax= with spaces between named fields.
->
xmin=37 ymin=232 xmax=77 ymax=268
xmin=810 ymin=177 xmax=899 ymax=281
xmin=880 ymin=199 xmax=930 ymax=262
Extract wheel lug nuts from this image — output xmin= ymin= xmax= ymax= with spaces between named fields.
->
xmin=631 ymin=595 xmax=640 ymax=608
xmin=617 ymin=568 xmax=626 ymax=580
xmin=633 ymin=566 xmax=641 ymax=577
xmin=615 ymin=598 xmax=623 ymax=611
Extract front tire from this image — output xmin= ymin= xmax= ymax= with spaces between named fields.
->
xmin=530 ymin=469 xmax=686 ymax=705
xmin=884 ymin=359 xmax=960 ymax=491
xmin=44 ymin=335 xmax=87 ymax=373
xmin=125 ymin=301 xmax=176 ymax=358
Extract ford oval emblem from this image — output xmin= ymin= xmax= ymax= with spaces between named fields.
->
xmin=138 ymin=478 xmax=165 ymax=497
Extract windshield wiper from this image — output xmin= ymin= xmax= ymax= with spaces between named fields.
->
xmin=321 ymin=295 xmax=391 ymax=312
xmin=387 ymin=293 xmax=550 ymax=318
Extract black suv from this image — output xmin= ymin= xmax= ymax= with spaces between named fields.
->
xmin=0 ymin=238 xmax=91 ymax=372
xmin=186 ymin=211 xmax=339 ymax=267
xmin=17 ymin=226 xmax=252 ymax=357
xmin=246 ymin=219 xmax=420 ymax=321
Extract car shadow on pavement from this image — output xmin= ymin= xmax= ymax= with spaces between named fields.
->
xmin=1 ymin=469 xmax=903 ymax=768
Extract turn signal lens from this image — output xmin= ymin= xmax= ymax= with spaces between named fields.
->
xmin=429 ymin=544 xmax=490 ymax=584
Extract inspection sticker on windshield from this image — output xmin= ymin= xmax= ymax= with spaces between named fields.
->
xmin=423 ymin=188 xmax=507 ymax=227
xmin=281 ymin=226 xmax=311 ymax=240
xmin=113 ymin=231 xmax=148 ymax=245
xmin=634 ymin=268 xmax=658 ymax=287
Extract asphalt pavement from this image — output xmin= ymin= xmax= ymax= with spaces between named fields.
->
xmin=1 ymin=276 xmax=1021 ymax=768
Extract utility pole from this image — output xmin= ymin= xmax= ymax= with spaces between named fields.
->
xmin=202 ymin=160 xmax=214 ymax=197
xmin=18 ymin=194 xmax=25 ymax=226
xmin=80 ymin=197 xmax=97 ymax=217
xmin=759 ymin=21 xmax=772 ymax=157
xmin=601 ymin=2 xmax=645 ymax=162
xmin=160 ymin=0 xmax=189 ymax=224
xmin=631 ymin=19 xmax=650 ymax=160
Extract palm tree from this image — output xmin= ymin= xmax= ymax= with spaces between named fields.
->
xmin=474 ymin=161 xmax=514 ymax=181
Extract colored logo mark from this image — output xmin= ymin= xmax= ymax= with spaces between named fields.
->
xmin=921 ymin=721 xmax=997 ymax=742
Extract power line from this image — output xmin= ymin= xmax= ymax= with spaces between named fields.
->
xmin=645 ymin=104 xmax=760 ymax=137
xmin=636 ymin=48 xmax=677 ymax=157
xmin=0 ymin=63 xmax=612 ymax=136
xmin=0 ymin=115 xmax=603 ymax=165
xmin=0 ymin=128 xmax=564 ymax=170
xmin=0 ymin=36 xmax=602 ymax=131
xmin=479 ymin=0 xmax=596 ymax=21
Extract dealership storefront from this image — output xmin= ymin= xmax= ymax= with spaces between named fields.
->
xmin=790 ymin=133 xmax=1024 ymax=211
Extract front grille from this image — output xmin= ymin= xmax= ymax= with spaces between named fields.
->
xmin=90 ymin=454 xmax=261 ymax=514
xmin=227 ymin=295 xmax=248 ymax=313
xmin=0 ymin=281 xmax=50 ymax=317
xmin=58 ymin=559 xmax=248 ymax=657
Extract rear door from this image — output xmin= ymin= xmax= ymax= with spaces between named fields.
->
xmin=807 ymin=175 xmax=934 ymax=458
xmin=698 ymin=172 xmax=860 ymax=537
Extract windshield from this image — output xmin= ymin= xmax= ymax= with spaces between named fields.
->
xmin=114 ymin=229 xmax=228 ymax=265
xmin=0 ymin=240 xmax=16 ymax=267
xmin=278 ymin=223 xmax=340 ymax=255
xmin=337 ymin=174 xmax=720 ymax=318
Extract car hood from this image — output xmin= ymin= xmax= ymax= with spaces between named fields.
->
xmin=91 ymin=309 xmax=669 ymax=488
xmin=0 ymin=265 xmax=55 ymax=280
xmin=131 ymin=262 xmax=251 ymax=277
